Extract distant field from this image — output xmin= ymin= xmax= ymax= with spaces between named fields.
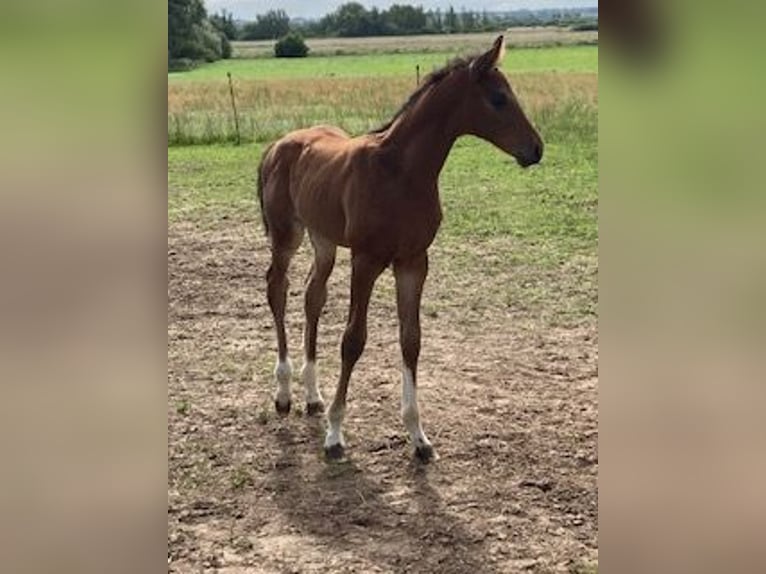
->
xmin=231 ymin=27 xmax=598 ymax=58
xmin=169 ymin=44 xmax=597 ymax=83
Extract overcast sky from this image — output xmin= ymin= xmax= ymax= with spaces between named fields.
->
xmin=206 ymin=1 xmax=598 ymax=20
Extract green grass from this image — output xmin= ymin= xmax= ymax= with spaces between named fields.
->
xmin=440 ymin=138 xmax=596 ymax=246
xmin=168 ymin=145 xmax=260 ymax=222
xmin=168 ymin=129 xmax=596 ymax=325
xmin=169 ymin=45 xmax=597 ymax=82
xmin=168 ymin=126 xmax=596 ymax=257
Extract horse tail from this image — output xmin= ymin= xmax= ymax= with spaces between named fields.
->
xmin=257 ymin=142 xmax=275 ymax=236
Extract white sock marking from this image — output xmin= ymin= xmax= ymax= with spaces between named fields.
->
xmin=274 ymin=358 xmax=292 ymax=405
xmin=324 ymin=404 xmax=346 ymax=449
xmin=402 ymin=367 xmax=431 ymax=449
xmin=301 ymin=360 xmax=324 ymax=405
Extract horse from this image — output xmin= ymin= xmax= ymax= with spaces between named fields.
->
xmin=257 ymin=35 xmax=543 ymax=462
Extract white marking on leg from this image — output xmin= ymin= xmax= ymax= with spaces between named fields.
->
xmin=301 ymin=360 xmax=324 ymax=405
xmin=324 ymin=404 xmax=346 ymax=449
xmin=274 ymin=358 xmax=292 ymax=406
xmin=402 ymin=367 xmax=431 ymax=449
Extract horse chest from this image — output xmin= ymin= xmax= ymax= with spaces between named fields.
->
xmin=348 ymin=191 xmax=442 ymax=259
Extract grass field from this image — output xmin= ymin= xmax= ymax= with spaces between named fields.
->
xmin=170 ymin=44 xmax=597 ymax=82
xmin=168 ymin=34 xmax=598 ymax=573
xmin=231 ymin=28 xmax=598 ymax=58
xmin=168 ymin=44 xmax=597 ymax=145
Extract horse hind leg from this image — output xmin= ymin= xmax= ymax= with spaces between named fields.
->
xmin=265 ymin=222 xmax=304 ymax=415
xmin=302 ymin=232 xmax=336 ymax=415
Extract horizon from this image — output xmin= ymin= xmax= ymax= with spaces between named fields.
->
xmin=205 ymin=1 xmax=599 ymax=21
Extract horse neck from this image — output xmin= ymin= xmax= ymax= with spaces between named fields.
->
xmin=379 ymin=75 xmax=467 ymax=184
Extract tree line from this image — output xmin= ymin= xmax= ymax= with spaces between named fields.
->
xmin=169 ymin=1 xmax=597 ymax=65
xmin=220 ymin=3 xmax=597 ymax=41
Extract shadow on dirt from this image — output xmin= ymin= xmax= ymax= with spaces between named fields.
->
xmin=266 ymin=424 xmax=500 ymax=573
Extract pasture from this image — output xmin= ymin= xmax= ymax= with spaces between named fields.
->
xmin=230 ymin=27 xmax=598 ymax=58
xmin=168 ymin=44 xmax=597 ymax=145
xmin=168 ymin=35 xmax=598 ymax=573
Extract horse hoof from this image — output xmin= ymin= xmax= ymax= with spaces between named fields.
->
xmin=415 ymin=444 xmax=434 ymax=463
xmin=274 ymin=399 xmax=291 ymax=416
xmin=306 ymin=401 xmax=325 ymax=416
xmin=324 ymin=443 xmax=345 ymax=460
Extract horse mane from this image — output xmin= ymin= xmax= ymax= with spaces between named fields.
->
xmin=369 ymin=55 xmax=478 ymax=134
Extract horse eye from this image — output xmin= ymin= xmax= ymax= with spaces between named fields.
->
xmin=489 ymin=92 xmax=508 ymax=109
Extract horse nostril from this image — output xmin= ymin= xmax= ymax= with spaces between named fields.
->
xmin=534 ymin=143 xmax=543 ymax=161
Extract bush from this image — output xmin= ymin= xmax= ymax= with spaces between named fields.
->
xmin=571 ymin=22 xmax=598 ymax=31
xmin=274 ymin=33 xmax=309 ymax=58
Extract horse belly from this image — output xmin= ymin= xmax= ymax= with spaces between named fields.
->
xmin=347 ymin=199 xmax=441 ymax=262
xmin=294 ymin=183 xmax=348 ymax=245
xmin=290 ymin=146 xmax=352 ymax=246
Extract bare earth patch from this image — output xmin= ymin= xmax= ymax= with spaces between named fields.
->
xmin=168 ymin=213 xmax=598 ymax=573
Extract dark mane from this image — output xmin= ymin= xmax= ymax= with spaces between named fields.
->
xmin=369 ymin=55 xmax=478 ymax=134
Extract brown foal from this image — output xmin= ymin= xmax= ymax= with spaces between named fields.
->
xmin=258 ymin=36 xmax=543 ymax=461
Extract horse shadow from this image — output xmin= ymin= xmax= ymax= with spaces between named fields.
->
xmin=265 ymin=422 xmax=500 ymax=573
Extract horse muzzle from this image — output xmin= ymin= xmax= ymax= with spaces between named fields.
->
xmin=516 ymin=141 xmax=543 ymax=168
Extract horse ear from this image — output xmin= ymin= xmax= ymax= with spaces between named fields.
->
xmin=470 ymin=35 xmax=506 ymax=80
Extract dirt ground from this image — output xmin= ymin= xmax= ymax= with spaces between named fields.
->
xmin=168 ymin=212 xmax=598 ymax=573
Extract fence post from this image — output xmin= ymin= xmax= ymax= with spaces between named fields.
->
xmin=416 ymin=64 xmax=420 ymax=86
xmin=227 ymin=72 xmax=241 ymax=146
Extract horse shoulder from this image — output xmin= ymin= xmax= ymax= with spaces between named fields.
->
xmin=367 ymin=140 xmax=405 ymax=181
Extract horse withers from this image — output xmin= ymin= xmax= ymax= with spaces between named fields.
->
xmin=257 ymin=35 xmax=543 ymax=461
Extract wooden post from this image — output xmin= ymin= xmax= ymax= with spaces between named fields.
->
xmin=227 ymin=72 xmax=241 ymax=146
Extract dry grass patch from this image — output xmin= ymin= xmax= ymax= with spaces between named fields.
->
xmin=231 ymin=28 xmax=597 ymax=58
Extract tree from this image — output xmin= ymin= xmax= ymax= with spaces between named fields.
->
xmin=431 ymin=9 xmax=444 ymax=33
xmin=168 ymin=0 xmax=229 ymax=64
xmin=385 ymin=4 xmax=426 ymax=35
xmin=368 ymin=7 xmax=386 ymax=36
xmin=210 ymin=9 xmax=237 ymax=40
xmin=460 ymin=9 xmax=476 ymax=33
xmin=444 ymin=6 xmax=458 ymax=33
xmin=241 ymin=9 xmax=290 ymax=40
xmin=481 ymin=10 xmax=490 ymax=30
xmin=334 ymin=3 xmax=374 ymax=37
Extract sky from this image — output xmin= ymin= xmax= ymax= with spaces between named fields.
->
xmin=206 ymin=1 xmax=599 ymax=20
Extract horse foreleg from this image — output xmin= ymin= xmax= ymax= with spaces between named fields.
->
xmin=324 ymin=253 xmax=386 ymax=459
xmin=394 ymin=253 xmax=433 ymax=462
